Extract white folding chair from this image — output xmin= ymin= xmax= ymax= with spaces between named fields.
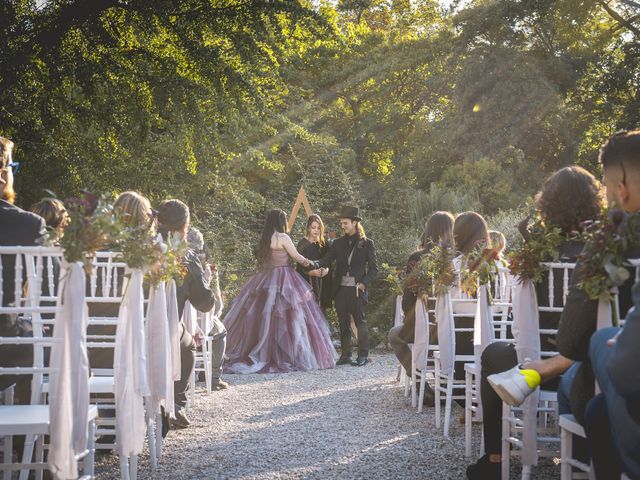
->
xmin=465 ymin=266 xmax=515 ymax=456
xmin=502 ymin=261 xmax=576 ymax=480
xmin=0 ymin=246 xmax=97 ymax=480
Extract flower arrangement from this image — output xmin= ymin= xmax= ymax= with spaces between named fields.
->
xmin=405 ymin=245 xmax=456 ymax=297
xmin=58 ymin=191 xmax=120 ymax=265
xmin=578 ymin=208 xmax=640 ymax=300
xmin=144 ymin=233 xmax=188 ymax=286
xmin=382 ymin=262 xmax=405 ymax=296
xmin=460 ymin=244 xmax=501 ymax=296
xmin=507 ymin=217 xmax=566 ymax=283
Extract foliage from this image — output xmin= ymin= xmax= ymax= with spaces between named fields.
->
xmin=486 ymin=205 xmax=531 ymax=253
xmin=145 ymin=233 xmax=188 ymax=286
xmin=460 ymin=245 xmax=501 ymax=296
xmin=578 ymin=209 xmax=640 ymax=300
xmin=405 ymin=245 xmax=456 ymax=297
xmin=57 ymin=192 xmax=119 ymax=264
xmin=507 ymin=217 xmax=567 ymax=283
xmin=381 ymin=262 xmax=404 ymax=296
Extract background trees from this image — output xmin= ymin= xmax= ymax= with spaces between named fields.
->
xmin=2 ymin=0 xmax=638 ymax=343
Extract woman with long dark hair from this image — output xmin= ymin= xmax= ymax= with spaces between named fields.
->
xmin=223 ymin=209 xmax=337 ymax=373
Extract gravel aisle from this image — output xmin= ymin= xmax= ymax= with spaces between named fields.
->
xmin=95 ymin=353 xmax=559 ymax=479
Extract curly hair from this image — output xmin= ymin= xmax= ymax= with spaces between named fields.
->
xmin=534 ymin=166 xmax=604 ymax=234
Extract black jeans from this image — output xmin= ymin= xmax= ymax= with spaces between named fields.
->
xmin=480 ymin=342 xmax=559 ymax=454
xmin=334 ymin=286 xmax=368 ymax=358
xmin=174 ymin=321 xmax=196 ymax=410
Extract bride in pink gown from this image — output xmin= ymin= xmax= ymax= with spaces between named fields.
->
xmin=223 ymin=209 xmax=337 ymax=373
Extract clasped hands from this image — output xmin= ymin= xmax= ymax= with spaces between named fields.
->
xmin=303 ymin=260 xmax=328 ymax=278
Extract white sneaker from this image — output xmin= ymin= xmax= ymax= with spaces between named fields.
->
xmin=487 ymin=365 xmax=540 ymax=406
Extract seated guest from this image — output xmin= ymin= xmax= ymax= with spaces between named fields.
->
xmin=157 ymin=200 xmax=215 ymax=428
xmin=0 ymin=136 xmax=47 ymax=395
xmin=466 ymin=166 xmax=603 ymax=479
xmin=486 ymin=132 xmax=640 ymax=473
xmin=388 ymin=210 xmax=454 ymax=405
xmin=186 ymin=226 xmax=229 ymax=390
xmin=488 ymin=230 xmax=506 ymax=261
xmin=29 ymin=198 xmax=68 ymax=242
xmin=585 ymin=284 xmax=640 ymax=480
xmin=87 ymin=191 xmax=155 ymax=370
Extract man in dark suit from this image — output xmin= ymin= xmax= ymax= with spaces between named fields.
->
xmin=0 ymin=136 xmax=47 ymax=393
xmin=317 ymin=206 xmax=378 ymax=366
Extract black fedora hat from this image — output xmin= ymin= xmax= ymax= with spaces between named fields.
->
xmin=339 ymin=206 xmax=362 ymax=221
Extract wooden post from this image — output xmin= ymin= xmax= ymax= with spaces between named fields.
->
xmin=288 ymin=186 xmax=313 ymax=231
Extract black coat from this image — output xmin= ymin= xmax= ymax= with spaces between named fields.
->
xmin=0 ymin=200 xmax=46 ymax=335
xmin=318 ymin=234 xmax=378 ymax=301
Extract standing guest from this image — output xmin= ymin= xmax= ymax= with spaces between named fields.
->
xmin=317 ymin=206 xmax=379 ymax=367
xmin=388 ymin=211 xmax=454 ymax=404
xmin=157 ymin=200 xmax=215 ymax=428
xmin=466 ymin=166 xmax=603 ymax=479
xmin=296 ymin=214 xmax=331 ymax=309
xmin=0 ymin=136 xmax=47 ymax=395
xmin=30 ymin=198 xmax=68 ymax=242
xmin=186 ymin=227 xmax=229 ymax=390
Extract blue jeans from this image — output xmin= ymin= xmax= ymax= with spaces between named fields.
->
xmin=558 ymin=361 xmax=580 ymax=415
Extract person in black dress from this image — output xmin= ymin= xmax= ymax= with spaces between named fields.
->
xmin=296 ymin=214 xmax=332 ymax=310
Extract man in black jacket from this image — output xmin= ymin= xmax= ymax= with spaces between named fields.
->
xmin=0 ymin=136 xmax=47 ymax=393
xmin=317 ymin=206 xmax=378 ymax=366
xmin=157 ymin=199 xmax=215 ymax=428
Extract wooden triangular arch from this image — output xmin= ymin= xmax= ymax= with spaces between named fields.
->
xmin=288 ymin=186 xmax=313 ymax=231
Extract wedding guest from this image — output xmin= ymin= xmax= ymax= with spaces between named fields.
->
xmin=466 ymin=166 xmax=603 ymax=479
xmin=487 ymin=132 xmax=640 ymax=475
xmin=30 ymin=198 xmax=68 ymax=242
xmin=186 ymin=226 xmax=229 ymax=390
xmin=585 ymin=286 xmax=640 ymax=480
xmin=488 ymin=230 xmax=506 ymax=259
xmin=0 ymin=136 xmax=47 ymax=396
xmin=388 ymin=211 xmax=454 ymax=405
xmin=296 ymin=214 xmax=331 ymax=310
xmin=157 ymin=199 xmax=216 ymax=428
xmin=87 ymin=191 xmax=155 ymax=370
xmin=317 ymin=206 xmax=379 ymax=366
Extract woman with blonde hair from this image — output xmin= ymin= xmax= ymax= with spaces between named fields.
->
xmin=296 ymin=214 xmax=331 ymax=309
xmin=30 ymin=198 xmax=68 ymax=242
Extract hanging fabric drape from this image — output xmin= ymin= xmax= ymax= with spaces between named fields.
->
xmin=393 ymin=295 xmax=404 ymax=328
xmin=182 ymin=300 xmax=197 ymax=336
xmin=166 ymin=279 xmax=181 ymax=381
xmin=48 ymin=261 xmax=90 ymax=479
xmin=512 ymin=279 xmax=541 ymax=466
xmin=145 ymin=281 xmax=174 ymax=416
xmin=412 ymin=297 xmax=430 ymax=371
xmin=114 ymin=268 xmax=149 ymax=457
xmin=472 ymin=283 xmax=495 ymax=420
xmin=435 ymin=292 xmax=455 ymax=375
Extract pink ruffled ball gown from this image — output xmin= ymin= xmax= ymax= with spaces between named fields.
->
xmin=223 ymin=232 xmax=337 ymax=373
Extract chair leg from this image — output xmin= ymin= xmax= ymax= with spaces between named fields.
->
xmin=120 ymin=455 xmax=130 ymax=480
xmin=3 ymin=435 xmax=13 ymax=480
xmin=434 ymin=360 xmax=441 ymax=428
xmin=403 ymin=369 xmax=410 ymax=397
xmin=35 ymin=434 xmax=44 ymax=480
xmin=147 ymin=413 xmax=157 ymax=469
xmin=129 ymin=454 xmax=138 ymax=480
xmin=155 ymin=413 xmax=163 ymax=460
xmin=189 ymin=371 xmax=196 ymax=410
xmin=85 ymin=419 xmax=95 ymax=479
xmin=411 ymin=367 xmax=417 ymax=408
xmin=465 ymin=369 xmax=473 ymax=457
xmin=444 ymin=375 xmax=453 ymax=437
xmin=501 ymin=402 xmax=510 ymax=480
xmin=204 ymin=337 xmax=212 ymax=395
xmin=560 ymin=424 xmax=572 ymax=480
xmin=418 ymin=372 xmax=426 ymax=413
xmin=18 ymin=433 xmax=35 ymax=480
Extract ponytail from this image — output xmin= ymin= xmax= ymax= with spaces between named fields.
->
xmin=356 ymin=222 xmax=366 ymax=240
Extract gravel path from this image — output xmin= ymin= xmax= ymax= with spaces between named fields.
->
xmin=94 ymin=353 xmax=559 ymax=479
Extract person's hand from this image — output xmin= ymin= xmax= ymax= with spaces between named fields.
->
xmin=607 ymin=330 xmax=621 ymax=347
xmin=308 ymin=268 xmax=321 ymax=277
xmin=320 ymin=267 xmax=329 ymax=277
xmin=193 ymin=330 xmax=204 ymax=348
xmin=356 ymin=282 xmax=365 ymax=292
xmin=516 ymin=214 xmax=533 ymax=242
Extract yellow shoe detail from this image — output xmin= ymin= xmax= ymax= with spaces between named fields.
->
xmin=520 ymin=369 xmax=541 ymax=389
